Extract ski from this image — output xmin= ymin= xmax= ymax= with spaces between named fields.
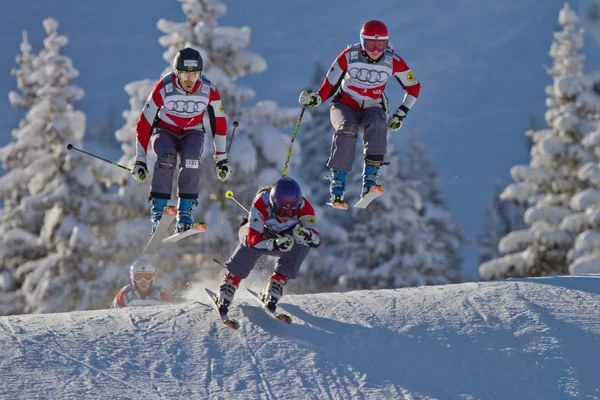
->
xmin=163 ymin=222 xmax=208 ymax=243
xmin=143 ymin=206 xmax=178 ymax=255
xmin=246 ymin=289 xmax=292 ymax=324
xmin=204 ymin=288 xmax=240 ymax=330
xmin=354 ymin=185 xmax=385 ymax=208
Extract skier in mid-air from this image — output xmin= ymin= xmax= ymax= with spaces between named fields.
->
xmin=131 ymin=47 xmax=231 ymax=233
xmin=298 ymin=20 xmax=421 ymax=208
xmin=111 ymin=258 xmax=172 ymax=308
xmin=211 ymin=177 xmax=321 ymax=316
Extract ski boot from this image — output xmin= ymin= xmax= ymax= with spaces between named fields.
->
xmin=150 ymin=198 xmax=168 ymax=234
xmin=260 ymin=273 xmax=288 ymax=313
xmin=361 ymin=160 xmax=381 ymax=197
xmin=329 ymin=170 xmax=348 ymax=210
xmin=215 ymin=273 xmax=240 ymax=316
xmin=176 ymin=198 xmax=197 ymax=232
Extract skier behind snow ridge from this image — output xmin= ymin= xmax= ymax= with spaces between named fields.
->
xmin=298 ymin=20 xmax=421 ymax=207
xmin=131 ymin=47 xmax=231 ymax=234
xmin=111 ymin=258 xmax=172 ymax=308
xmin=212 ymin=177 xmax=321 ymax=315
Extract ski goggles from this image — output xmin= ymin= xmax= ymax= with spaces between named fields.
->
xmin=177 ymin=70 xmax=200 ymax=82
xmin=275 ymin=205 xmax=299 ymax=218
xmin=361 ymin=39 xmax=388 ymax=53
xmin=133 ymin=272 xmax=154 ymax=283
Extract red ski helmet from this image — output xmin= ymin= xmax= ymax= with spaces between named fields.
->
xmin=360 ymin=20 xmax=389 ymax=41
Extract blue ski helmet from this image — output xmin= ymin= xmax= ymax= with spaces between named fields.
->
xmin=270 ymin=177 xmax=303 ymax=217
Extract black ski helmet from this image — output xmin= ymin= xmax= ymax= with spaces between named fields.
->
xmin=173 ymin=47 xmax=203 ymax=72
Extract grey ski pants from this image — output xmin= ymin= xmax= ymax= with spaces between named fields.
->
xmin=225 ymin=224 xmax=311 ymax=280
xmin=150 ymin=127 xmax=204 ymax=199
xmin=326 ymin=102 xmax=388 ymax=172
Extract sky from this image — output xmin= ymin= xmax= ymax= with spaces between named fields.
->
xmin=1 ymin=1 xmax=600 ymax=280
xmin=1 ymin=274 xmax=599 ymax=399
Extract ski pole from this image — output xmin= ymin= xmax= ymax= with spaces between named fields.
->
xmin=226 ymin=121 xmax=239 ymax=154
xmin=281 ymin=106 xmax=306 ymax=177
xmin=225 ymin=190 xmax=249 ymax=213
xmin=66 ymin=144 xmax=130 ymax=171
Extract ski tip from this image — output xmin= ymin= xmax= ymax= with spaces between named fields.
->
xmin=276 ymin=314 xmax=292 ymax=324
xmin=192 ymin=222 xmax=208 ymax=232
xmin=327 ymin=201 xmax=349 ymax=210
xmin=224 ymin=319 xmax=240 ymax=330
xmin=371 ymin=185 xmax=385 ymax=194
xmin=164 ymin=206 xmax=178 ymax=216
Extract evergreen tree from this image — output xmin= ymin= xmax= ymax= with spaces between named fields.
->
xmin=0 ymin=18 xmax=118 ymax=314
xmin=480 ymin=4 xmax=599 ymax=280
xmin=335 ymin=137 xmax=463 ymax=290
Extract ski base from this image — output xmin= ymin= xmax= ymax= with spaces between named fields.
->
xmin=247 ymin=289 xmax=292 ymax=324
xmin=354 ymin=185 xmax=385 ymax=208
xmin=163 ymin=222 xmax=208 ymax=243
xmin=143 ymin=206 xmax=178 ymax=255
xmin=205 ymin=288 xmax=239 ymax=330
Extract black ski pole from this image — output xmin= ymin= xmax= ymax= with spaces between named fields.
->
xmin=226 ymin=121 xmax=239 ymax=154
xmin=66 ymin=144 xmax=130 ymax=171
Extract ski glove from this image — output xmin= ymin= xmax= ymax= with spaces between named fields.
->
xmin=131 ymin=158 xmax=148 ymax=182
xmin=214 ymin=154 xmax=231 ymax=182
xmin=267 ymin=235 xmax=294 ymax=252
xmin=388 ymin=105 xmax=410 ymax=131
xmin=298 ymin=89 xmax=322 ymax=108
xmin=293 ymin=224 xmax=315 ymax=246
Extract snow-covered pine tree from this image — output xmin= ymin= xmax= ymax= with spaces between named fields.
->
xmin=8 ymin=31 xmax=37 ymax=110
xmin=335 ymin=136 xmax=463 ymax=290
xmin=480 ymin=4 xmax=599 ymax=280
xmin=479 ymin=180 xmax=519 ymax=265
xmin=0 ymin=18 xmax=120 ymax=314
xmin=398 ymin=133 xmax=463 ymax=285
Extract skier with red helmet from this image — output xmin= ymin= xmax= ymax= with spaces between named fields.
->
xmin=211 ymin=177 xmax=320 ymax=316
xmin=131 ymin=47 xmax=231 ymax=234
xmin=299 ymin=20 xmax=421 ymax=209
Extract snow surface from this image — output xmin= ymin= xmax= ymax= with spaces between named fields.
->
xmin=3 ymin=1 xmax=600 ymax=280
xmin=1 ymin=275 xmax=599 ymax=399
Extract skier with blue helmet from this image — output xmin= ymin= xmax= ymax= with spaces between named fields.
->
xmin=212 ymin=176 xmax=321 ymax=316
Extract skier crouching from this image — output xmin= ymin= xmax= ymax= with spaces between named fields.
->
xmin=213 ymin=177 xmax=320 ymax=315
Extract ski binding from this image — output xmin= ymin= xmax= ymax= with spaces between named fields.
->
xmin=247 ymin=289 xmax=292 ymax=324
xmin=205 ymin=288 xmax=240 ymax=330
